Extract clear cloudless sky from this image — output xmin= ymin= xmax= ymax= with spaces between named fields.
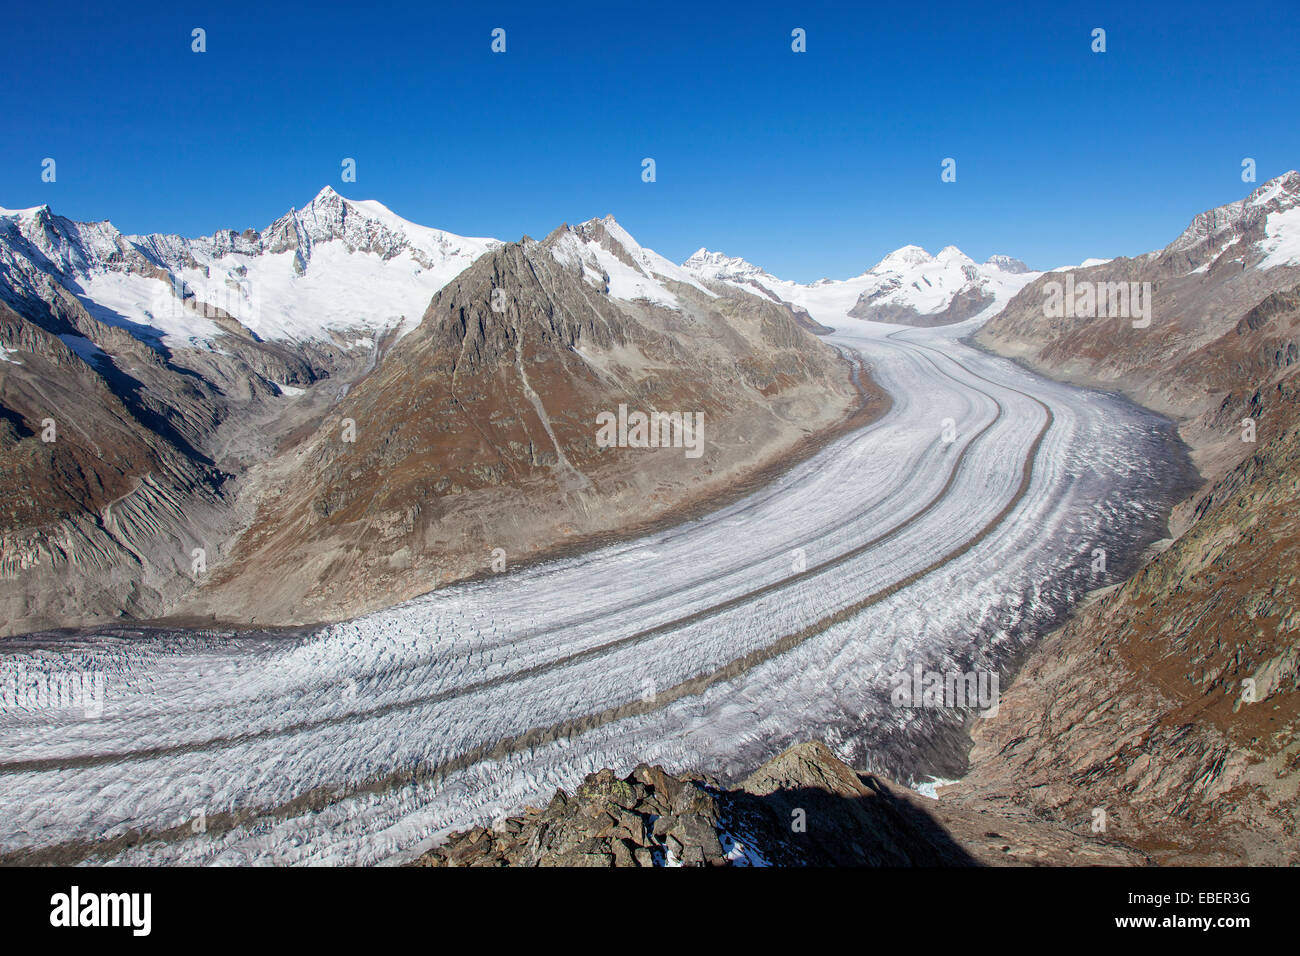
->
xmin=3 ymin=0 xmax=1298 ymax=281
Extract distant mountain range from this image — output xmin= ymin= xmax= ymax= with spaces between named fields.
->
xmin=682 ymin=243 xmax=1038 ymax=327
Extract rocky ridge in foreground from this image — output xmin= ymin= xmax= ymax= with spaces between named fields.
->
xmin=414 ymin=742 xmax=1146 ymax=867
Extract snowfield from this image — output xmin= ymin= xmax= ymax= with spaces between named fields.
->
xmin=0 ymin=314 xmax=1192 ymax=866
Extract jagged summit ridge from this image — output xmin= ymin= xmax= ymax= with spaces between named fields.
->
xmin=546 ymin=215 xmax=717 ymax=306
xmin=0 ymin=189 xmax=501 ymax=347
xmin=1159 ymin=170 xmax=1300 ymax=270
xmin=683 ymin=248 xmax=770 ymax=282
xmin=984 ymin=253 xmax=1030 ymax=274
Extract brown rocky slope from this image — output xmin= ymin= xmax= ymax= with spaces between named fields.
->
xmin=951 ymin=173 xmax=1300 ymax=864
xmin=0 ymin=201 xmax=377 ymax=636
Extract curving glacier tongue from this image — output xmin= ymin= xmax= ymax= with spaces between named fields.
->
xmin=0 ymin=317 xmax=1192 ymax=866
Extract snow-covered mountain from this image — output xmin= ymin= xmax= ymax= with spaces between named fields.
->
xmin=0 ymin=187 xmax=499 ymax=350
xmin=1157 ymin=169 xmax=1300 ymax=273
xmin=682 ymin=243 xmax=1039 ymax=328
xmin=0 ymin=189 xmax=501 ymax=637
xmin=681 ymin=249 xmax=775 ymax=284
xmin=549 ymin=215 xmax=718 ymax=308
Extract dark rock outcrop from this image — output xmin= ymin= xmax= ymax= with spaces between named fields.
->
xmin=414 ymin=742 xmax=1145 ymax=867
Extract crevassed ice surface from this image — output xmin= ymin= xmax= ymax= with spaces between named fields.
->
xmin=0 ymin=316 xmax=1193 ymax=865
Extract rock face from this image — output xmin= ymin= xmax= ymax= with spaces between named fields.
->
xmin=0 ymin=281 xmax=305 ymax=635
xmin=976 ymin=172 xmax=1300 ymax=444
xmin=414 ymin=742 xmax=1146 ymax=866
xmin=952 ymin=374 xmax=1300 ymax=864
xmin=957 ymin=172 xmax=1300 ymax=865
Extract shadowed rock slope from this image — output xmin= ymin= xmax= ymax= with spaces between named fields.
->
xmin=0 ymin=195 xmax=437 ymax=635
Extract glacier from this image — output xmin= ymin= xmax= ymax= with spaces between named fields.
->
xmin=0 ymin=313 xmax=1194 ymax=865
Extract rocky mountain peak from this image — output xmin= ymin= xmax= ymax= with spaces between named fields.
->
xmin=546 ymin=217 xmax=716 ymax=306
xmin=0 ymin=192 xmax=502 ymax=350
xmin=985 ymin=254 xmax=1030 ymax=274
xmin=568 ymin=214 xmax=638 ymax=254
xmin=0 ymin=203 xmax=50 ymax=220
xmin=681 ymin=248 xmax=767 ymax=281
xmin=1246 ymin=169 xmax=1300 ymax=207
xmin=0 ymin=204 xmax=142 ymax=283
xmin=250 ymin=189 xmax=499 ymax=279
xmin=262 ymin=187 xmax=355 ymax=254
xmin=595 ymin=215 xmax=643 ymax=251
xmin=1165 ymin=170 xmax=1300 ymax=263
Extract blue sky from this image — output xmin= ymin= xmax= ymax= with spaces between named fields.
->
xmin=3 ymin=1 xmax=1297 ymax=281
